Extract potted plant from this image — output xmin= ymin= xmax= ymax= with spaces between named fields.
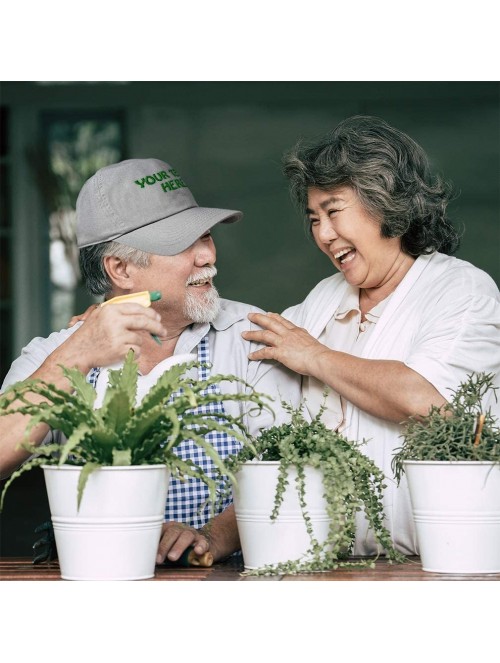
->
xmin=226 ymin=402 xmax=406 ymax=575
xmin=0 ymin=350 xmax=270 ymax=580
xmin=392 ymin=372 xmax=500 ymax=574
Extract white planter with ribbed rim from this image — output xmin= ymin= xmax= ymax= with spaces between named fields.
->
xmin=233 ymin=461 xmax=330 ymax=570
xmin=43 ymin=464 xmax=170 ymax=581
xmin=404 ymin=460 xmax=500 ymax=574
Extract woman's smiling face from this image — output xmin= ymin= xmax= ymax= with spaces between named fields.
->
xmin=307 ymin=185 xmax=411 ymax=292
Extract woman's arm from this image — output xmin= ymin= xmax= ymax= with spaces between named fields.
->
xmin=242 ymin=312 xmax=446 ymax=424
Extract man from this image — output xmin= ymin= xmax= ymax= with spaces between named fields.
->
xmin=0 ymin=158 xmax=301 ymax=564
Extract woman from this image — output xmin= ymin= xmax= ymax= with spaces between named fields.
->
xmin=242 ymin=115 xmax=500 ymax=556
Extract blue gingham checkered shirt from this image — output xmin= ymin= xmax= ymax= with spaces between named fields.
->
xmin=88 ymin=334 xmax=240 ymax=527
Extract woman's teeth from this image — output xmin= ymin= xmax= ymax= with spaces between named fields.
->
xmin=334 ymin=248 xmax=356 ymax=264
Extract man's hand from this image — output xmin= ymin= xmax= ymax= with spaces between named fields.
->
xmin=0 ymin=301 xmax=167 ymax=478
xmin=157 ymin=507 xmax=240 ymax=565
xmin=156 ymin=522 xmax=211 ymax=565
xmin=61 ymin=302 xmax=167 ymax=374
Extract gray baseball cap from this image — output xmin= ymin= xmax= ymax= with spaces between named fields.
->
xmin=76 ymin=158 xmax=243 ymax=255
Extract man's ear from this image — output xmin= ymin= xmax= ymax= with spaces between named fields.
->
xmin=103 ymin=256 xmax=135 ymax=291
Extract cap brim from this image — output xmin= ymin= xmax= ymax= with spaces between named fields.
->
xmin=113 ymin=206 xmax=242 ymax=256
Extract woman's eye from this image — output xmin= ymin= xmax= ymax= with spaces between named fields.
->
xmin=309 ymin=217 xmax=319 ymax=226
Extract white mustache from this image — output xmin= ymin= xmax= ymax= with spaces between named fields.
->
xmin=186 ymin=266 xmax=217 ymax=286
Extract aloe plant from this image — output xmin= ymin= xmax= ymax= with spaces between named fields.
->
xmin=0 ymin=350 xmax=271 ymax=510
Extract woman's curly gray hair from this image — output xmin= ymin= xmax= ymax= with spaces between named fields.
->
xmin=283 ymin=115 xmax=460 ymax=256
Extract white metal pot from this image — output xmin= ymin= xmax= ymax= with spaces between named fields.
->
xmin=233 ymin=461 xmax=330 ymax=570
xmin=43 ymin=464 xmax=170 ymax=580
xmin=404 ymin=460 xmax=500 ymax=574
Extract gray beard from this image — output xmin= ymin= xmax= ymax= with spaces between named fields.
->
xmin=183 ymin=285 xmax=221 ymax=323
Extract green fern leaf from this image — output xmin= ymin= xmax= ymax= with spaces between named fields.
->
xmin=86 ymin=427 xmax=121 ymax=464
xmin=119 ymin=349 xmax=139 ymax=404
xmin=178 ymin=414 xmax=255 ymax=456
xmin=112 ymin=449 xmax=132 ymax=466
xmin=60 ymin=365 xmax=97 ymax=408
xmin=58 ymin=423 xmax=93 ymax=465
xmin=102 ymin=350 xmax=138 ymax=408
xmin=122 ymin=405 xmax=179 ymax=450
xmin=100 ymin=389 xmax=133 ymax=436
xmin=77 ymin=462 xmax=101 ymax=509
xmin=0 ymin=454 xmax=59 ymax=510
xmin=136 ymin=361 xmax=198 ymax=413
xmin=184 ymin=430 xmax=238 ymax=486
xmin=23 ymin=403 xmax=94 ymax=443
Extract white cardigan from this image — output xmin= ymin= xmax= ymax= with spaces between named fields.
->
xmin=283 ymin=252 xmax=500 ymax=555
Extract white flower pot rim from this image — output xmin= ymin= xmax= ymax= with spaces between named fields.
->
xmin=403 ymin=460 xmax=499 ymax=467
xmin=41 ymin=464 xmax=168 ymax=471
xmin=240 ymin=460 xmax=309 ymax=466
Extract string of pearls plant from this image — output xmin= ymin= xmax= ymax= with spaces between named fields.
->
xmin=226 ymin=402 xmax=406 ymax=576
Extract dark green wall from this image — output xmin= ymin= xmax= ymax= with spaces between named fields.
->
xmin=1 ymin=81 xmax=499 ymax=555
xmin=116 ymin=82 xmax=500 ymax=311
xmin=6 ymin=81 xmax=500 ymax=314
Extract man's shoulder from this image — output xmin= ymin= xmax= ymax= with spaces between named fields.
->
xmin=22 ymin=324 xmax=79 ymax=354
xmin=1 ymin=325 xmax=80 ymax=390
xmin=212 ymin=298 xmax=265 ymax=331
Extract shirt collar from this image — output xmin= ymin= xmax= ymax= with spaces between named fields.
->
xmin=334 ymin=285 xmax=393 ymax=322
xmin=335 ymin=285 xmax=360 ymax=319
xmin=211 ymin=299 xmax=245 ymax=331
xmin=174 ymin=298 xmax=246 ymax=354
xmin=365 ymin=295 xmax=392 ymax=322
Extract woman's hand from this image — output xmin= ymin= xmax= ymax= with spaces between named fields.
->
xmin=242 ymin=312 xmax=329 ymax=376
xmin=68 ymin=303 xmax=100 ymax=327
xmin=244 ymin=313 xmax=447 ymax=424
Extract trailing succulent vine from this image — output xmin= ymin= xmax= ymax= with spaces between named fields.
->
xmin=226 ymin=402 xmax=406 ymax=576
xmin=392 ymin=372 xmax=500 ymax=484
xmin=0 ymin=350 xmax=271 ymax=510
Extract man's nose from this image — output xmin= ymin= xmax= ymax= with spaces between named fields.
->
xmin=194 ymin=237 xmax=217 ymax=266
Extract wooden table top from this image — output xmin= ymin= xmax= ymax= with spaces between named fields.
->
xmin=2 ymin=555 xmax=499 ymax=581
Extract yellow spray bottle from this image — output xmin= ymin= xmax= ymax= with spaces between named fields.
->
xmin=101 ymin=290 xmax=162 ymax=344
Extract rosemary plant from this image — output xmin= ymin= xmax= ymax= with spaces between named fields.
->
xmin=226 ymin=403 xmax=405 ymax=576
xmin=392 ymin=372 xmax=500 ymax=484
xmin=0 ymin=350 xmax=271 ymax=510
